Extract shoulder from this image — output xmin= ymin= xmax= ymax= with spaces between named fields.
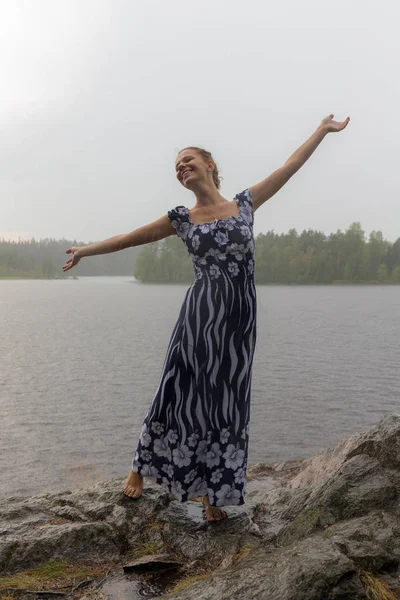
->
xmin=167 ymin=205 xmax=189 ymax=221
xmin=167 ymin=206 xmax=191 ymax=238
xmin=235 ymin=188 xmax=253 ymax=204
xmin=235 ymin=188 xmax=254 ymax=212
xmin=235 ymin=189 xmax=254 ymax=225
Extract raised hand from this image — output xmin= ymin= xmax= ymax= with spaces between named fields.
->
xmin=62 ymin=246 xmax=83 ymax=272
xmin=320 ymin=114 xmax=350 ymax=133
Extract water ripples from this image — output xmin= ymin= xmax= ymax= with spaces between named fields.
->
xmin=1 ymin=278 xmax=399 ymax=499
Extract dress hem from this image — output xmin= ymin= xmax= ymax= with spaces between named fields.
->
xmin=132 ymin=465 xmax=246 ymax=508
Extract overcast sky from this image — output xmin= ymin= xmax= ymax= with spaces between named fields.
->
xmin=1 ymin=0 xmax=399 ymax=244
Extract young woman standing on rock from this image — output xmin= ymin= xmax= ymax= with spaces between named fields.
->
xmin=63 ymin=114 xmax=350 ymax=522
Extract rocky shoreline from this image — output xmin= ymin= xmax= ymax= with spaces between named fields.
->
xmin=1 ymin=414 xmax=400 ymax=599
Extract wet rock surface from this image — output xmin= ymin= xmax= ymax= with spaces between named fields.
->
xmin=0 ymin=414 xmax=399 ymax=599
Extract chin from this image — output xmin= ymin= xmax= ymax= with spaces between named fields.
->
xmin=183 ymin=178 xmax=195 ymax=190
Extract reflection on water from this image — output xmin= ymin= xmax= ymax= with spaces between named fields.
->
xmin=99 ymin=571 xmax=169 ymax=599
xmin=1 ymin=277 xmax=399 ymax=499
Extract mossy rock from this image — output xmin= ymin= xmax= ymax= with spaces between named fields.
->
xmin=0 ymin=559 xmax=109 ymax=597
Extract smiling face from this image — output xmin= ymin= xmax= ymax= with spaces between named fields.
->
xmin=175 ymin=148 xmax=216 ymax=190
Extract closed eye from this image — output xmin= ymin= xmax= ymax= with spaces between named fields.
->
xmin=175 ymin=155 xmax=195 ymax=172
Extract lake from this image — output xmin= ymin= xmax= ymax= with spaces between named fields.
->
xmin=1 ymin=277 xmax=399 ymax=500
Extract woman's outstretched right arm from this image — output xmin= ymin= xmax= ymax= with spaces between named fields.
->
xmin=62 ymin=215 xmax=174 ymax=272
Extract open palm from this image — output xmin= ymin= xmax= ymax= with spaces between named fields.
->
xmin=62 ymin=247 xmax=82 ymax=272
xmin=321 ymin=114 xmax=350 ymax=133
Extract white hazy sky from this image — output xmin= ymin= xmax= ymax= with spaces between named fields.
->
xmin=1 ymin=0 xmax=399 ymax=243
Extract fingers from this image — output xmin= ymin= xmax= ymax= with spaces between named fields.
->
xmin=324 ymin=113 xmax=350 ymax=129
xmin=328 ymin=115 xmax=350 ymax=132
xmin=62 ymin=253 xmax=81 ymax=272
xmin=62 ymin=258 xmax=74 ymax=272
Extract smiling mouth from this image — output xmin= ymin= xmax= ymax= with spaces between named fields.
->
xmin=182 ymin=170 xmax=193 ymax=181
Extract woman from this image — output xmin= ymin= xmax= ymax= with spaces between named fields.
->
xmin=63 ymin=114 xmax=350 ymax=522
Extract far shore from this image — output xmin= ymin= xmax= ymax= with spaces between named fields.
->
xmin=1 ymin=275 xmax=399 ymax=286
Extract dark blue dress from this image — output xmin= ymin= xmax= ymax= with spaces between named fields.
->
xmin=132 ymin=189 xmax=257 ymax=506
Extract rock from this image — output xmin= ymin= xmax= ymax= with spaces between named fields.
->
xmin=0 ymin=414 xmax=399 ymax=600
xmin=123 ymin=554 xmax=182 ymax=572
xmin=164 ymin=535 xmax=360 ymax=600
xmin=0 ymin=522 xmax=122 ymax=574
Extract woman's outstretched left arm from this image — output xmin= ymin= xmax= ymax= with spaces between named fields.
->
xmin=250 ymin=114 xmax=350 ymax=212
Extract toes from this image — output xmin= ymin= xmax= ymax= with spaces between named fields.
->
xmin=213 ymin=509 xmax=227 ymax=522
xmin=203 ymin=506 xmax=228 ymax=522
xmin=123 ymin=485 xmax=141 ymax=499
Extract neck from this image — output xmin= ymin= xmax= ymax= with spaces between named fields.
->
xmin=192 ymin=182 xmax=224 ymax=207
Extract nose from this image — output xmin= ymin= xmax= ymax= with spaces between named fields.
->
xmin=177 ymin=165 xmax=186 ymax=179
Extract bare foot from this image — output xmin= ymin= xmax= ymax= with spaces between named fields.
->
xmin=202 ymin=496 xmax=228 ymax=522
xmin=123 ymin=470 xmax=143 ymax=499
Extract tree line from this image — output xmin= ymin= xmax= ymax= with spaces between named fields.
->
xmin=0 ymin=238 xmax=140 ymax=278
xmin=133 ymin=222 xmax=400 ymax=284
xmin=1 ymin=223 xmax=399 ymax=283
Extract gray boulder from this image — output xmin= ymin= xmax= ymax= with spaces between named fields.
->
xmin=0 ymin=414 xmax=399 ymax=600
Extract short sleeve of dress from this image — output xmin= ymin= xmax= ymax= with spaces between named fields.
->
xmin=167 ymin=206 xmax=191 ymax=240
xmin=236 ymin=189 xmax=254 ymax=227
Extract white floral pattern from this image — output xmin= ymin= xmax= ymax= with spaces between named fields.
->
xmin=172 ymin=444 xmax=193 ymax=467
xmin=141 ymin=464 xmax=159 ymax=480
xmin=241 ymin=424 xmax=250 ymax=440
xmin=210 ymin=468 xmax=223 ymax=484
xmin=207 ymin=488 xmax=215 ymax=505
xmin=220 ymin=428 xmax=230 ymax=444
xmin=192 ymin=235 xmax=200 ymax=251
xmin=154 ymin=437 xmax=172 ymax=460
xmin=228 ymin=262 xmax=240 ymax=277
xmin=151 ymin=422 xmax=164 ymax=435
xmin=223 ymin=444 xmax=245 ymax=470
xmin=234 ymin=467 xmax=247 ymax=484
xmin=240 ymin=224 xmax=251 ymax=240
xmin=140 ymin=425 xmax=152 ymax=448
xmin=162 ymin=463 xmax=175 ymax=478
xmin=187 ymin=477 xmax=208 ymax=498
xmin=165 ymin=429 xmax=179 ymax=444
xmin=187 ymin=432 xmax=200 ymax=447
xmin=141 ymin=449 xmax=152 ymax=462
xmin=227 ymin=243 xmax=245 ymax=261
xmin=215 ymin=231 xmax=229 ymax=246
xmin=171 ymin=480 xmax=184 ymax=499
xmin=195 ymin=440 xmax=208 ymax=463
xmin=209 ymin=264 xmax=221 ymax=279
xmin=207 ymin=442 xmax=222 ymax=468
xmin=216 ymin=483 xmax=242 ymax=506
xmin=132 ymin=190 xmax=255 ymax=507
xmin=248 ymin=259 xmax=254 ymax=275
xmin=184 ymin=468 xmax=198 ymax=484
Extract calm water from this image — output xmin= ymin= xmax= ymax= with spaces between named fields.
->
xmin=1 ymin=277 xmax=399 ymax=500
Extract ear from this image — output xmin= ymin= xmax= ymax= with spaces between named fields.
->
xmin=207 ymin=160 xmax=215 ymax=172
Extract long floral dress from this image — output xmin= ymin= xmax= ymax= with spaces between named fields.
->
xmin=132 ymin=189 xmax=257 ymax=507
